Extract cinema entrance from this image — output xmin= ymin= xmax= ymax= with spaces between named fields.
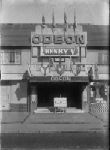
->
xmin=28 ymin=79 xmax=89 ymax=113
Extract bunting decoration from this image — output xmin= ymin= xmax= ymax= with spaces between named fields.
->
xmin=27 ymin=63 xmax=32 ymax=77
xmin=94 ymin=64 xmax=98 ymax=79
xmin=56 ymin=56 xmax=65 ymax=76
xmin=40 ymin=64 xmax=48 ymax=76
xmin=69 ymin=56 xmax=73 ymax=73
xmin=56 ymin=63 xmax=65 ymax=76
xmin=76 ymin=64 xmax=81 ymax=76
xmin=49 ymin=58 xmax=53 ymax=67
xmin=48 ymin=58 xmax=54 ymax=73
xmin=88 ymin=67 xmax=93 ymax=82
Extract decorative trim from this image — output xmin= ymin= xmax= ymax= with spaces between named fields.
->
xmin=54 ymin=58 xmax=65 ymax=62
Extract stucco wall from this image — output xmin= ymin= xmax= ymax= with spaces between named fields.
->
xmin=86 ymin=50 xmax=108 ymax=64
xmin=10 ymin=81 xmax=27 ymax=104
xmin=0 ymin=81 xmax=11 ymax=110
xmin=0 ymin=81 xmax=27 ymax=110
xmin=1 ymin=50 xmax=31 ymax=80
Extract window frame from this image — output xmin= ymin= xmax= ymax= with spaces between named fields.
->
xmin=0 ymin=50 xmax=21 ymax=65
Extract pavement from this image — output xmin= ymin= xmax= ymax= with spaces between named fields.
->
xmin=0 ymin=111 xmax=108 ymax=133
xmin=0 ymin=149 xmax=108 ymax=150
xmin=0 ymin=132 xmax=108 ymax=149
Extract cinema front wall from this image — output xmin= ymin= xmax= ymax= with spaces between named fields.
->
xmin=0 ymin=24 xmax=109 ymax=112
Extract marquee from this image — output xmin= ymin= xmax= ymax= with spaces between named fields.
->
xmin=31 ymin=30 xmax=87 ymax=57
xmin=40 ymin=46 xmax=79 ymax=57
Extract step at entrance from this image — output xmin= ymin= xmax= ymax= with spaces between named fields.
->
xmin=34 ymin=107 xmax=50 ymax=113
xmin=34 ymin=107 xmax=84 ymax=113
xmin=66 ymin=108 xmax=84 ymax=113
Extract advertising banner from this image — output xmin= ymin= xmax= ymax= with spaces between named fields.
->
xmin=40 ymin=46 xmax=80 ymax=57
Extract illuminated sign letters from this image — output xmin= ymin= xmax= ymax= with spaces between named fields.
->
xmin=40 ymin=47 xmax=80 ymax=57
xmin=51 ymin=76 xmax=71 ymax=81
xmin=32 ymin=34 xmax=86 ymax=45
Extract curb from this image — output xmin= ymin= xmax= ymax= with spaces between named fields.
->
xmin=0 ymin=129 xmax=105 ymax=134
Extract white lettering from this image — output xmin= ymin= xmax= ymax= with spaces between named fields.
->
xmin=71 ymin=48 xmax=75 ymax=55
xmin=64 ymin=49 xmax=68 ymax=54
xmin=32 ymin=34 xmax=86 ymax=45
xmin=58 ymin=49 xmax=63 ymax=54
xmin=54 ymin=49 xmax=58 ymax=54
xmin=49 ymin=49 xmax=53 ymax=54
xmin=42 ymin=47 xmax=79 ymax=56
xmin=45 ymin=49 xmax=50 ymax=54
xmin=51 ymin=76 xmax=71 ymax=81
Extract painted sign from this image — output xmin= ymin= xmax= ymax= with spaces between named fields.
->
xmin=51 ymin=76 xmax=71 ymax=81
xmin=30 ymin=76 xmax=88 ymax=82
xmin=40 ymin=46 xmax=79 ymax=57
xmin=31 ymin=32 xmax=87 ymax=46
xmin=54 ymin=97 xmax=67 ymax=107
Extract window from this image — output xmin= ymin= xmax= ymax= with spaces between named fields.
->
xmin=10 ymin=52 xmax=15 ymax=63
xmin=0 ymin=51 xmax=21 ymax=64
xmin=98 ymin=53 xmax=109 ymax=65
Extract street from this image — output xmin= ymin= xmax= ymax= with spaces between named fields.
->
xmin=0 ymin=132 xmax=109 ymax=149
xmin=0 ymin=111 xmax=108 ymax=150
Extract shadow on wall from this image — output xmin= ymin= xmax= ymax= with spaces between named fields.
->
xmin=22 ymin=70 xmax=30 ymax=80
xmin=15 ymin=71 xmax=28 ymax=101
xmin=15 ymin=81 xmax=27 ymax=101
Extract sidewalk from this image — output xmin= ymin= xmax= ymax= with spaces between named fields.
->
xmin=89 ymin=111 xmax=108 ymax=123
xmin=0 ymin=112 xmax=108 ymax=134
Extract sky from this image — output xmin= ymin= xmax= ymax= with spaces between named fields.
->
xmin=0 ymin=0 xmax=109 ymax=25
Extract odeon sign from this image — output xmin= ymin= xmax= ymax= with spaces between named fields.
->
xmin=51 ymin=76 xmax=71 ymax=81
xmin=31 ymin=33 xmax=87 ymax=45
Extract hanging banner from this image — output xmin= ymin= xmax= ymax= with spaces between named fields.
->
xmin=40 ymin=46 xmax=80 ymax=57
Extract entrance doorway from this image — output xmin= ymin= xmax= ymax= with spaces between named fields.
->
xmin=35 ymin=82 xmax=86 ymax=109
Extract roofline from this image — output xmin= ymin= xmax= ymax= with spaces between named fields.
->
xmin=0 ymin=46 xmax=109 ymax=49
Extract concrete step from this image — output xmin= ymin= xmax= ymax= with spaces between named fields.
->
xmin=34 ymin=108 xmax=50 ymax=113
xmin=66 ymin=108 xmax=84 ymax=113
xmin=34 ymin=107 xmax=84 ymax=113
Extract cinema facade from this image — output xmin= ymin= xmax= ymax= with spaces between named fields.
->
xmin=0 ymin=23 xmax=109 ymax=113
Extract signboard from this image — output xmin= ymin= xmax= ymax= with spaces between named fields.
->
xmin=30 ymin=76 xmax=89 ymax=82
xmin=51 ymin=76 xmax=71 ymax=81
xmin=54 ymin=97 xmax=67 ymax=107
xmin=98 ymin=74 xmax=109 ymax=80
xmin=40 ymin=46 xmax=79 ymax=57
xmin=31 ymin=32 xmax=87 ymax=46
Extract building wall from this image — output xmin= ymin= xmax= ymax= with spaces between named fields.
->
xmin=0 ymin=80 xmax=27 ymax=111
xmin=86 ymin=50 xmax=109 ymax=65
xmin=10 ymin=81 xmax=27 ymax=104
xmin=0 ymin=24 xmax=109 ymax=112
xmin=0 ymin=49 xmax=29 ymax=111
xmin=0 ymin=81 xmax=11 ymax=110
xmin=1 ymin=49 xmax=30 ymax=80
